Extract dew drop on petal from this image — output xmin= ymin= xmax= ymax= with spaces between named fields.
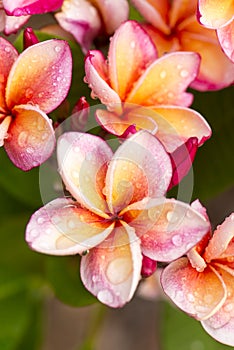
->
xmin=224 ymin=303 xmax=233 ymax=312
xmin=180 ymin=69 xmax=189 ymax=78
xmin=30 ymin=228 xmax=38 ymax=238
xmin=25 ymin=88 xmax=34 ymax=99
xmin=54 ymin=46 xmax=61 ymax=53
xmin=37 ymin=217 xmax=45 ymax=224
xmin=160 ymin=70 xmax=167 ymax=79
xmin=166 ymin=210 xmax=178 ymax=224
xmin=172 ymin=234 xmax=182 ymax=246
xmin=97 ymin=289 xmax=114 ymax=305
xmin=187 ymin=293 xmax=195 ymax=303
xmin=68 ymin=219 xmax=76 ymax=229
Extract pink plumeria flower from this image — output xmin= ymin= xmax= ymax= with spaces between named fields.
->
xmin=131 ymin=0 xmax=234 ymax=90
xmin=26 ymin=130 xmax=209 ymax=307
xmin=0 ymin=0 xmax=63 ymax=34
xmin=84 ymin=20 xmax=211 ymax=186
xmin=55 ymin=0 xmax=129 ymax=53
xmin=161 ymin=200 xmax=234 ymax=346
xmin=197 ymin=0 xmax=234 ymax=62
xmin=0 ymin=37 xmax=72 ymax=170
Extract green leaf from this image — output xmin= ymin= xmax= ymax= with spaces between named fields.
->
xmin=161 ymin=301 xmax=231 ymax=350
xmin=46 ymin=256 xmax=96 ymax=307
xmin=191 ymin=86 xmax=234 ymax=201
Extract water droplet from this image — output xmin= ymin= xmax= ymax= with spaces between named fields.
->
xmin=172 ymin=234 xmax=182 ymax=246
xmin=130 ymin=41 xmax=136 ymax=49
xmin=68 ymin=219 xmax=76 ymax=229
xmin=18 ymin=131 xmax=28 ymax=147
xmin=106 ymin=258 xmax=132 ymax=285
xmin=167 ymin=91 xmax=174 ymax=98
xmin=97 ymin=289 xmax=114 ymax=305
xmin=187 ymin=293 xmax=195 ymax=303
xmin=25 ymin=88 xmax=33 ymax=99
xmin=180 ymin=69 xmax=189 ymax=78
xmin=37 ymin=217 xmax=45 ymax=224
xmin=53 ymin=82 xmax=57 ymax=86
xmin=224 ymin=303 xmax=233 ymax=312
xmin=26 ymin=147 xmax=34 ymax=154
xmin=166 ymin=210 xmax=178 ymax=224
xmin=38 ymin=92 xmax=44 ymax=98
xmin=55 ymin=45 xmax=61 ymax=52
xmin=92 ymin=275 xmax=99 ymax=282
xmin=30 ymin=228 xmax=38 ymax=238
xmin=160 ymin=70 xmax=167 ymax=79
xmin=4 ymin=46 xmax=11 ymax=53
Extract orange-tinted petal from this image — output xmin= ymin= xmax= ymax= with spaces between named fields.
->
xmin=202 ymin=264 xmax=234 ymax=346
xmin=108 ymin=20 xmax=157 ymax=100
xmin=169 ymin=0 xmax=196 ymax=28
xmin=105 ymin=130 xmax=172 ymax=214
xmin=127 ymin=52 xmax=200 ymax=107
xmin=4 ymin=104 xmax=55 ymax=170
xmin=131 ymin=0 xmax=170 ymax=34
xmin=6 ymin=39 xmax=72 ymax=113
xmin=180 ymin=27 xmax=234 ymax=90
xmin=57 ymin=132 xmax=113 ymax=217
xmin=0 ymin=116 xmax=11 ymax=147
xmin=151 ymin=106 xmax=211 ymax=153
xmin=123 ymin=198 xmax=210 ymax=261
xmin=0 ymin=38 xmax=18 ymax=112
xmin=96 ymin=105 xmax=158 ymax=136
xmin=26 ymin=197 xmax=114 ymax=255
xmin=198 ymin=0 xmax=234 ymax=28
xmin=217 ymin=21 xmax=234 ymax=62
xmin=161 ymin=258 xmax=227 ymax=320
xmin=80 ymin=222 xmax=142 ymax=307
xmin=204 ymin=213 xmax=234 ymax=262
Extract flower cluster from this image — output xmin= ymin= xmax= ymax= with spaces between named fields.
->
xmin=0 ymin=0 xmax=233 ymax=346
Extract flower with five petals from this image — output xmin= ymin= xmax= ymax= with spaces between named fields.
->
xmin=26 ymin=130 xmax=209 ymax=307
xmin=0 ymin=37 xmax=72 ymax=170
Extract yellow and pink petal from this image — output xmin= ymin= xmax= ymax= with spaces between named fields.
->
xmin=105 ymin=130 xmax=172 ymax=214
xmin=80 ymin=223 xmax=142 ymax=307
xmin=4 ymin=104 xmax=55 ymax=170
xmin=57 ymin=132 xmax=113 ymax=217
xmin=126 ymin=52 xmax=200 ymax=107
xmin=161 ymin=257 xmax=227 ymax=320
xmin=26 ymin=197 xmax=114 ymax=256
xmin=124 ymin=198 xmax=210 ymax=261
xmin=217 ymin=21 xmax=234 ymax=63
xmin=197 ymin=0 xmax=234 ymax=29
xmin=5 ymin=39 xmax=72 ymax=113
xmin=107 ymin=20 xmax=157 ymax=101
xmin=0 ymin=37 xmax=18 ymax=112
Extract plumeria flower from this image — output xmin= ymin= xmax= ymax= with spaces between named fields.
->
xmin=131 ymin=0 xmax=234 ymax=90
xmin=84 ymin=20 xmax=211 ymax=186
xmin=161 ymin=200 xmax=234 ymax=346
xmin=55 ymin=0 xmax=129 ymax=53
xmin=197 ymin=0 xmax=234 ymax=62
xmin=0 ymin=37 xmax=72 ymax=170
xmin=26 ymin=130 xmax=209 ymax=307
xmin=0 ymin=0 xmax=63 ymax=35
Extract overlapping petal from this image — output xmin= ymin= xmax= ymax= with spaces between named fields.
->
xmin=80 ymin=223 xmax=142 ymax=307
xmin=123 ymin=198 xmax=210 ymax=261
xmin=197 ymin=0 xmax=234 ymax=28
xmin=5 ymin=39 xmax=72 ymax=113
xmin=161 ymin=258 xmax=227 ymax=320
xmin=26 ymin=198 xmax=114 ymax=255
xmin=3 ymin=14 xmax=30 ymax=35
xmin=105 ymin=130 xmax=172 ymax=214
xmin=126 ymin=52 xmax=200 ymax=107
xmin=57 ymin=132 xmax=113 ymax=217
xmin=3 ymin=0 xmax=63 ymax=16
xmin=4 ymin=104 xmax=55 ymax=170
xmin=217 ymin=21 xmax=234 ymax=62
xmin=108 ymin=20 xmax=157 ymax=100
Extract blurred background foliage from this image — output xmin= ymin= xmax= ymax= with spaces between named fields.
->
xmin=0 ymin=4 xmax=233 ymax=350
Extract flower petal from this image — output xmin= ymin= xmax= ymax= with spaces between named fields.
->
xmin=0 ymin=116 xmax=11 ymax=147
xmin=84 ymin=50 xmax=121 ymax=107
xmin=131 ymin=0 xmax=170 ymax=34
xmin=161 ymin=258 xmax=227 ymax=320
xmin=4 ymin=14 xmax=30 ymax=35
xmin=204 ymin=213 xmax=234 ymax=262
xmin=57 ymin=132 xmax=113 ymax=217
xmin=55 ymin=0 xmax=101 ymax=54
xmin=6 ymin=39 xmax=72 ymax=113
xmin=105 ymin=130 xmax=172 ymax=214
xmin=0 ymin=38 xmax=18 ymax=112
xmin=180 ymin=27 xmax=234 ymax=90
xmin=26 ymin=197 xmax=114 ymax=255
xmin=3 ymin=0 xmax=63 ymax=15
xmin=108 ymin=20 xmax=158 ymax=101
xmin=202 ymin=265 xmax=234 ymax=346
xmin=96 ymin=105 xmax=158 ymax=136
xmin=4 ymin=104 xmax=55 ymax=170
xmin=123 ymin=198 xmax=210 ymax=261
xmin=127 ymin=52 xmax=200 ymax=107
xmin=197 ymin=0 xmax=234 ymax=28
xmin=95 ymin=0 xmax=129 ymax=34
xmin=152 ymin=106 xmax=211 ymax=152
xmin=217 ymin=21 xmax=234 ymax=63
xmin=80 ymin=222 xmax=142 ymax=307
xmin=169 ymin=0 xmax=196 ymax=28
